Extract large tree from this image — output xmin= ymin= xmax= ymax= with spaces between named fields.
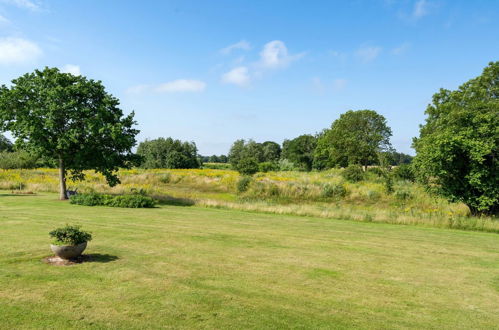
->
xmin=315 ymin=110 xmax=392 ymax=168
xmin=0 ymin=134 xmax=12 ymax=152
xmin=136 ymin=137 xmax=200 ymax=169
xmin=228 ymin=139 xmax=263 ymax=174
xmin=0 ymin=67 xmax=139 ymax=200
xmin=282 ymin=134 xmax=317 ymax=171
xmin=413 ymin=62 xmax=499 ymax=215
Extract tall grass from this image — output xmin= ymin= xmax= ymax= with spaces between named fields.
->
xmin=1 ymin=168 xmax=497 ymax=232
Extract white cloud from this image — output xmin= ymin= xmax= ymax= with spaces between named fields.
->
xmin=61 ymin=64 xmax=81 ymax=76
xmin=0 ymin=37 xmax=42 ymax=65
xmin=412 ymin=0 xmax=429 ymax=19
xmin=355 ymin=46 xmax=382 ymax=63
xmin=127 ymin=80 xmax=206 ymax=94
xmin=392 ymin=42 xmax=411 ymax=55
xmin=0 ymin=0 xmax=40 ymax=11
xmin=332 ymin=79 xmax=347 ymax=91
xmin=220 ymin=40 xmax=251 ymax=55
xmin=155 ymin=79 xmax=206 ymax=93
xmin=221 ymin=66 xmax=250 ymax=87
xmin=0 ymin=14 xmax=10 ymax=24
xmin=258 ymin=40 xmax=304 ymax=69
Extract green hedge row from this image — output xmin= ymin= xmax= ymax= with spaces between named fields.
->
xmin=70 ymin=193 xmax=156 ymax=208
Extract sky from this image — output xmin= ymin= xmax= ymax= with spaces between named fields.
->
xmin=0 ymin=0 xmax=498 ymax=155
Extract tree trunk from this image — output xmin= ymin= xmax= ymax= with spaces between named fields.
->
xmin=59 ymin=158 xmax=68 ymax=200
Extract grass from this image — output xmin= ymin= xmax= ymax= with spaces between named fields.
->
xmin=1 ymin=168 xmax=498 ymax=233
xmin=0 ymin=192 xmax=499 ymax=329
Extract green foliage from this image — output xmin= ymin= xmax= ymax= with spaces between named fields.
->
xmin=0 ymin=134 xmax=12 ymax=152
xmin=202 ymin=162 xmax=232 ymax=170
xmin=236 ymin=157 xmax=259 ymax=175
xmin=159 ymin=173 xmax=171 ymax=183
xmin=393 ymin=164 xmax=415 ymax=182
xmin=258 ymin=161 xmax=278 ymax=172
xmin=49 ymin=224 xmax=92 ymax=245
xmin=137 ymin=137 xmax=200 ymax=169
xmin=278 ymin=159 xmax=296 ymax=171
xmin=0 ymin=67 xmax=139 ymax=199
xmin=366 ymin=167 xmax=385 ymax=178
xmin=261 ymin=141 xmax=281 ymax=162
xmin=342 ymin=165 xmax=364 ymax=182
xmin=394 ymin=188 xmax=413 ymax=201
xmin=0 ymin=150 xmax=38 ymax=169
xmin=321 ymin=183 xmax=347 ymax=199
xmin=229 ymin=139 xmax=262 ymax=175
xmin=315 ymin=110 xmax=392 ymax=168
xmin=237 ymin=176 xmax=252 ymax=193
xmin=70 ymin=193 xmax=156 ymax=208
xmin=413 ymin=62 xmax=499 ymax=215
xmin=282 ymin=135 xmax=317 ymax=171
xmin=383 ymin=173 xmax=394 ymax=194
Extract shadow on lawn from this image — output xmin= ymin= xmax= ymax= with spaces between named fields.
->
xmin=153 ymin=195 xmax=195 ymax=207
xmin=82 ymin=253 xmax=119 ymax=263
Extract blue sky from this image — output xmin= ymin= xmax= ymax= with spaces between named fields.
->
xmin=0 ymin=0 xmax=498 ymax=155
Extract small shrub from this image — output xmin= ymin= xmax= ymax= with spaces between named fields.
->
xmin=103 ymin=194 xmax=156 ymax=208
xmin=49 ymin=224 xmax=92 ymax=246
xmin=237 ymin=176 xmax=252 ymax=193
xmin=69 ymin=193 xmax=103 ymax=206
xmin=366 ymin=167 xmax=384 ymax=177
xmin=159 ymin=173 xmax=171 ymax=183
xmin=321 ymin=183 xmax=347 ymax=199
xmin=366 ymin=190 xmax=381 ymax=200
xmin=393 ymin=164 xmax=415 ymax=182
xmin=383 ymin=174 xmax=394 ymax=194
xmin=258 ymin=161 xmax=278 ymax=173
xmin=278 ymin=159 xmax=296 ymax=171
xmin=395 ymin=189 xmax=413 ymax=200
xmin=236 ymin=157 xmax=259 ymax=175
xmin=267 ymin=183 xmax=280 ymax=197
xmin=342 ymin=165 xmax=364 ymax=182
xmin=70 ymin=193 xmax=155 ymax=208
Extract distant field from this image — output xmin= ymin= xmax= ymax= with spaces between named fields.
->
xmin=1 ymin=168 xmax=497 ymax=232
xmin=0 ymin=192 xmax=498 ymax=329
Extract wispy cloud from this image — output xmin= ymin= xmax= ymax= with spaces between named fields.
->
xmin=412 ymin=0 xmax=429 ymax=20
xmin=258 ymin=40 xmax=304 ymax=69
xmin=391 ymin=42 xmax=411 ymax=55
xmin=0 ymin=37 xmax=42 ymax=65
xmin=220 ymin=40 xmax=251 ymax=55
xmin=221 ymin=66 xmax=250 ymax=87
xmin=61 ymin=64 xmax=81 ymax=76
xmin=0 ymin=14 xmax=10 ymax=24
xmin=127 ymin=79 xmax=207 ymax=94
xmin=0 ymin=0 xmax=40 ymax=11
xmin=355 ymin=45 xmax=382 ymax=63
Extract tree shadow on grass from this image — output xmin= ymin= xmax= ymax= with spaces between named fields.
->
xmin=81 ymin=253 xmax=119 ymax=263
xmin=153 ymin=195 xmax=195 ymax=207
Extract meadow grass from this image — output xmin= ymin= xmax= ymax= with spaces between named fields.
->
xmin=0 ymin=192 xmax=498 ymax=329
xmin=0 ymin=168 xmax=497 ymax=233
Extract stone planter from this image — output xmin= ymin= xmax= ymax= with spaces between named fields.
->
xmin=50 ymin=242 xmax=87 ymax=259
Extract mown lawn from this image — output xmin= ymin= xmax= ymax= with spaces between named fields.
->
xmin=1 ymin=192 xmax=498 ymax=329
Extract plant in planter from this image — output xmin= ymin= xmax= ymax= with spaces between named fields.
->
xmin=49 ymin=225 xmax=92 ymax=259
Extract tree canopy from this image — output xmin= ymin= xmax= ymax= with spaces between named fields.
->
xmin=314 ymin=110 xmax=392 ymax=168
xmin=413 ymin=62 xmax=499 ymax=215
xmin=0 ymin=134 xmax=12 ymax=152
xmin=282 ymin=134 xmax=317 ymax=171
xmin=0 ymin=67 xmax=139 ymax=199
xmin=136 ymin=137 xmax=200 ymax=169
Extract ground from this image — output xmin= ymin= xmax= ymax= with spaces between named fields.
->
xmin=1 ymin=192 xmax=498 ymax=329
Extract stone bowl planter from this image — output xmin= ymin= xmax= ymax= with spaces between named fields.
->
xmin=50 ymin=242 xmax=87 ymax=259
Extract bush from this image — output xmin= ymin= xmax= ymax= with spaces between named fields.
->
xmin=236 ymin=157 xmax=259 ymax=175
xmin=366 ymin=167 xmax=384 ymax=177
xmin=159 ymin=173 xmax=171 ymax=183
xmin=49 ymin=224 xmax=92 ymax=246
xmin=278 ymin=159 xmax=296 ymax=171
xmin=69 ymin=193 xmax=103 ymax=206
xmin=383 ymin=173 xmax=394 ymax=194
xmin=393 ymin=164 xmax=415 ymax=182
xmin=70 ymin=193 xmax=155 ymax=208
xmin=103 ymin=194 xmax=156 ymax=208
xmin=342 ymin=165 xmax=364 ymax=182
xmin=0 ymin=151 xmax=38 ymax=169
xmin=258 ymin=161 xmax=278 ymax=173
xmin=321 ymin=183 xmax=347 ymax=199
xmin=394 ymin=189 xmax=413 ymax=201
xmin=237 ymin=176 xmax=252 ymax=193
